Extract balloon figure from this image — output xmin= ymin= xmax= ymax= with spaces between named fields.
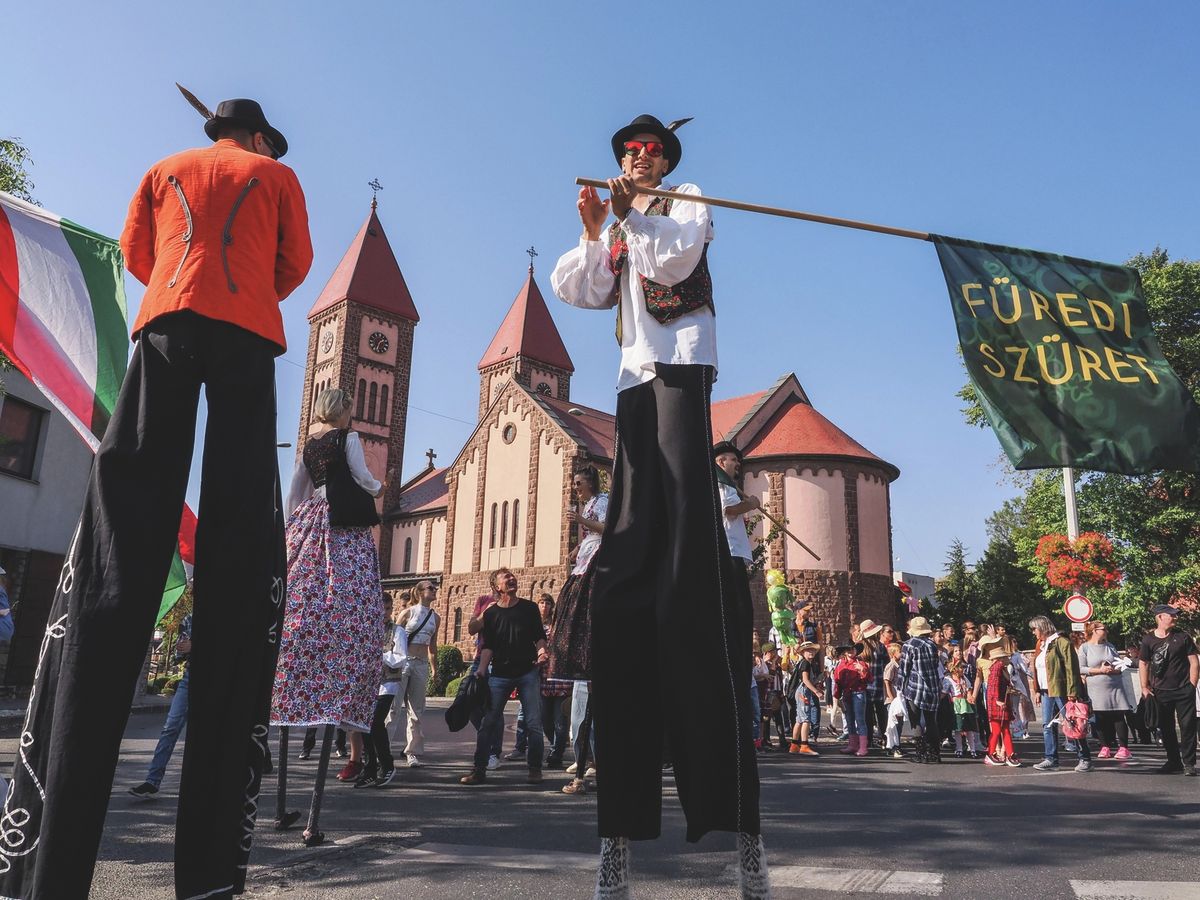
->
xmin=764 ymin=570 xmax=797 ymax=646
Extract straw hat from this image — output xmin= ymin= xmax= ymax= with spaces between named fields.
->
xmin=906 ymin=616 xmax=933 ymax=637
xmin=797 ymin=641 xmax=821 ymax=653
xmin=976 ymin=635 xmax=1002 ymax=656
xmin=859 ymin=619 xmax=884 ymax=639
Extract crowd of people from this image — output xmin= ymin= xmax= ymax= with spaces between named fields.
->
xmin=748 ymin=607 xmax=1199 ymax=775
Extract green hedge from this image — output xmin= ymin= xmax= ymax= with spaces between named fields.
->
xmin=429 ymin=645 xmax=466 ymax=697
xmin=444 ymin=674 xmax=467 ymax=698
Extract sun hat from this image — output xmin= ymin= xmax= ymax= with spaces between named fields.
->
xmin=859 ymin=619 xmax=884 ymax=639
xmin=797 ymin=641 xmax=821 ymax=653
xmin=906 ymin=616 xmax=933 ymax=637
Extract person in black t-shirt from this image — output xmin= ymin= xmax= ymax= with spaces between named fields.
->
xmin=1138 ymin=604 xmax=1199 ymax=775
xmin=460 ymin=569 xmax=549 ymax=786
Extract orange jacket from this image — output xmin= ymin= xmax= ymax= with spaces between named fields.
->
xmin=121 ymin=139 xmax=313 ymax=353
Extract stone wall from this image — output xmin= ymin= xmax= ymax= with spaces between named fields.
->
xmin=437 ymin=564 xmax=571 ymax=659
xmin=749 ymin=568 xmax=898 ymax=647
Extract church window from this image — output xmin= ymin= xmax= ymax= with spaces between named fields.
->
xmin=379 ymin=384 xmax=389 ymax=426
xmin=453 ymin=608 xmax=463 ymax=643
xmin=403 ymin=537 xmax=413 ymax=572
xmin=500 ymin=501 xmax=509 ymax=548
xmin=356 ymin=380 xmax=366 ymax=419
xmin=502 ymin=423 xmax=516 ymax=444
xmin=536 ymin=382 xmax=551 ymax=396
xmin=511 ymin=499 xmax=520 ymax=546
xmin=368 ymin=382 xmax=378 ymax=423
xmin=489 ymin=503 xmax=497 ymax=549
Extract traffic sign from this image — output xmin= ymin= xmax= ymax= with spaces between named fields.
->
xmin=1063 ymin=594 xmax=1093 ymax=623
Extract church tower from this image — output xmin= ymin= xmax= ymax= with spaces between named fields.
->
xmin=298 ymin=195 xmax=419 ymax=573
xmin=477 ymin=257 xmax=574 ymax=419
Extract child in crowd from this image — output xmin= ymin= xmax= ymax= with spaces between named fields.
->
xmin=984 ymin=643 xmax=1021 ymax=767
xmin=788 ymin=641 xmax=823 ymax=756
xmin=833 ymin=644 xmax=871 ymax=756
xmin=824 ymin=648 xmax=844 ymax=739
xmin=882 ymin=642 xmax=905 ymax=758
xmin=946 ymin=663 xmax=982 ymax=759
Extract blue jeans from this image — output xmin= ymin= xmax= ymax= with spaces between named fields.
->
xmin=474 ymin=668 xmax=543 ymax=772
xmin=570 ymin=680 xmax=595 ymax=765
xmin=842 ymin=690 xmax=867 ymax=737
xmin=146 ymin=667 xmax=190 ymax=787
xmin=749 ymin=675 xmax=761 ymax=740
xmin=1042 ymin=693 xmax=1090 ymax=763
xmin=470 ymin=655 xmax=503 ymax=757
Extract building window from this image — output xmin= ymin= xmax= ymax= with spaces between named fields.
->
xmin=489 ymin=503 xmax=497 ymax=549
xmin=502 ymin=423 xmax=516 ymax=444
xmin=368 ymin=382 xmax=378 ymax=423
xmin=356 ymin=379 xmax=366 ymax=419
xmin=0 ymin=395 xmax=45 ymax=480
xmin=403 ymin=537 xmax=413 ymax=572
xmin=453 ymin=607 xmax=463 ymax=643
xmin=511 ymin=499 xmax=520 ymax=546
xmin=500 ymin=501 xmax=509 ymax=548
xmin=379 ymin=384 xmax=389 ymax=426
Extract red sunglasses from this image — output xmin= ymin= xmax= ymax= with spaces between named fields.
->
xmin=623 ymin=140 xmax=664 ymax=158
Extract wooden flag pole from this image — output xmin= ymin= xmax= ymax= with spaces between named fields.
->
xmin=576 ymin=177 xmax=931 ymax=243
xmin=758 ymin=506 xmax=822 ymax=562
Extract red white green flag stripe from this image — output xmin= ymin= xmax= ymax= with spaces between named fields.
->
xmin=0 ymin=189 xmax=193 ymax=620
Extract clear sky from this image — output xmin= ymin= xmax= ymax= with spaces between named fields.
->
xmin=5 ymin=2 xmax=1198 ymax=578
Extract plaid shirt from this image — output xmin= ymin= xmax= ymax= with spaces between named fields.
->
xmin=899 ymin=635 xmax=942 ymax=712
xmin=866 ymin=643 xmax=887 ymax=699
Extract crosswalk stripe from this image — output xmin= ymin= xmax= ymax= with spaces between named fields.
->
xmin=403 ymin=842 xmax=596 ymax=871
xmin=767 ymin=865 xmax=943 ymax=895
xmin=1071 ymin=881 xmax=1200 ymax=899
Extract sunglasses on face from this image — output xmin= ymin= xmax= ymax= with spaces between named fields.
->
xmin=623 ymin=140 xmax=664 ymax=158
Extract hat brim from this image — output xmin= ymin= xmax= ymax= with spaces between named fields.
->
xmin=611 ymin=124 xmax=681 ymax=175
xmin=907 ymin=624 xmax=933 ymax=636
xmin=204 ymin=116 xmax=288 ymax=158
xmin=861 ymin=624 xmax=884 ymax=639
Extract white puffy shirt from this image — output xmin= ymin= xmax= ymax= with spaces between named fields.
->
xmin=550 ymin=183 xmax=717 ymax=394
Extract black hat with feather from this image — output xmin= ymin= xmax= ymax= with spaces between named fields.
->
xmin=610 ymin=114 xmax=692 ymax=175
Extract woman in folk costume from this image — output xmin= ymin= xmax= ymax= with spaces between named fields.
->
xmin=271 ymin=387 xmax=386 ymax=846
xmin=551 ymin=115 xmax=766 ymax=900
xmin=984 ymin=642 xmax=1022 ymax=766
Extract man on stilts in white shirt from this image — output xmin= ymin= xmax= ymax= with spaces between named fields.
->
xmin=551 ymin=114 xmax=768 ymax=900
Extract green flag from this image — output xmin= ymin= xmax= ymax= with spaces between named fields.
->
xmin=933 ymin=235 xmax=1200 ymax=474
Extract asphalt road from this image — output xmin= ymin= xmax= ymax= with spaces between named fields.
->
xmin=1 ymin=701 xmax=1196 ymax=899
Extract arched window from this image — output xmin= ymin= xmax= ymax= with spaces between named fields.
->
xmin=511 ymin=499 xmax=520 ymax=546
xmin=500 ymin=501 xmax=509 ymax=548
xmin=368 ymin=382 xmax=378 ymax=423
xmin=356 ymin=379 xmax=366 ymax=419
xmin=403 ymin=537 xmax=413 ymax=572
xmin=489 ymin=503 xmax=497 ymax=549
xmin=379 ymin=384 xmax=389 ymax=426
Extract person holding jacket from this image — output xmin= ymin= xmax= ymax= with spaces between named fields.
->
xmin=0 ymin=97 xmax=312 ymax=900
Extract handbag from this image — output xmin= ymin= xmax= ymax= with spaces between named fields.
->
xmin=325 ymin=429 xmax=380 ymax=527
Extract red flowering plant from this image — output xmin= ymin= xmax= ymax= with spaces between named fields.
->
xmin=1034 ymin=532 xmax=1123 ymax=591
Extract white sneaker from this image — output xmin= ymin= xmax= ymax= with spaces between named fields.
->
xmin=407 ymin=755 xmax=422 ymax=768
xmin=566 ymin=762 xmax=579 ymax=775
xmin=487 ymin=755 xmax=500 ymax=770
xmin=584 ymin=766 xmax=597 ymax=779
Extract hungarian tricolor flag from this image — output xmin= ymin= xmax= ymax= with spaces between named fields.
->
xmin=0 ymin=190 xmax=193 ymax=620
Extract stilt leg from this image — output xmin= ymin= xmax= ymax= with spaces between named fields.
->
xmin=737 ymin=832 xmax=771 ymax=899
xmin=594 ymin=836 xmax=630 ymax=899
xmin=303 ymin=724 xmax=334 ymax=846
xmin=274 ymin=726 xmax=301 ymax=831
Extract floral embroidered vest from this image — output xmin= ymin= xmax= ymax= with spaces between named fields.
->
xmin=608 ymin=194 xmax=714 ymax=343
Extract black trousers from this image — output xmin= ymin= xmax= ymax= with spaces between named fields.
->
xmin=0 ymin=312 xmax=286 ymax=900
xmin=590 ymin=364 xmax=759 ymax=842
xmin=1155 ymin=689 xmax=1197 ymax=768
xmin=365 ymin=695 xmax=396 ymax=773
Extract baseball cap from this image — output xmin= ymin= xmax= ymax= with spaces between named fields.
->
xmin=1151 ymin=604 xmax=1180 ymax=616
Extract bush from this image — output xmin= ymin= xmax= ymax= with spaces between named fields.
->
xmin=444 ymin=675 xmax=467 ymax=698
xmin=429 ymin=645 xmax=466 ymax=696
xmin=163 ymin=675 xmax=183 ymax=696
xmin=146 ymin=675 xmax=170 ymax=695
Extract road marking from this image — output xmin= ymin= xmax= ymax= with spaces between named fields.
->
xmin=1071 ymin=882 xmax=1200 ymax=900
xmin=403 ymin=842 xmax=597 ymax=871
xmin=768 ymin=865 xmax=943 ymax=895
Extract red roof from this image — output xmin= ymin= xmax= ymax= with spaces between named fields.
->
xmin=391 ymin=466 xmax=448 ymax=515
xmin=478 ymin=270 xmax=573 ymax=372
xmin=710 ymin=389 xmax=770 ymax=442
xmin=308 ymin=205 xmax=419 ymax=321
xmin=539 ymin=396 xmax=615 ymax=460
xmin=743 ymin=397 xmax=899 ymax=479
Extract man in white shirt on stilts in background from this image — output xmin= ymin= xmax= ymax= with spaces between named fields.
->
xmin=551 ymin=114 xmax=768 ymax=900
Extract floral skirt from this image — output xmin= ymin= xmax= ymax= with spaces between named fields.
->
xmin=549 ymin=567 xmax=597 ymax=680
xmin=271 ymin=495 xmax=382 ymax=732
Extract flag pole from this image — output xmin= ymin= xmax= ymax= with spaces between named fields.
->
xmin=575 ymin=177 xmax=932 ymax=243
xmin=1062 ymin=467 xmax=1080 ymax=541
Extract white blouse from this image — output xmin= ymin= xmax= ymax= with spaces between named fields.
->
xmin=285 ymin=430 xmax=382 ymax=518
xmin=550 ymin=182 xmax=717 ymax=394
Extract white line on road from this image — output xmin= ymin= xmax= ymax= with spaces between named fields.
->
xmin=767 ymin=865 xmax=944 ymax=895
xmin=1071 ymin=881 xmax=1200 ymax=900
xmin=403 ymin=842 xmax=597 ymax=871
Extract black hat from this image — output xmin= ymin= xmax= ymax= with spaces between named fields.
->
xmin=204 ymin=99 xmax=288 ymax=158
xmin=712 ymin=440 xmax=743 ymax=463
xmin=611 ymin=114 xmax=686 ymax=175
xmin=1151 ymin=603 xmax=1180 ymax=617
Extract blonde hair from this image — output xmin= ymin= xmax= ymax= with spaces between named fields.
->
xmin=315 ymin=388 xmax=353 ymax=424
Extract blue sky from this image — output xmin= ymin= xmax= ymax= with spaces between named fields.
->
xmin=6 ymin=2 xmax=1198 ymax=577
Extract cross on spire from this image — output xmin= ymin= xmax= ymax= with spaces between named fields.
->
xmin=425 ymin=448 xmax=437 ymax=468
xmin=526 ymin=245 xmax=538 ymax=273
xmin=368 ymin=178 xmax=384 ymax=209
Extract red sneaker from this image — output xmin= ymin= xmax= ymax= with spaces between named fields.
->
xmin=335 ymin=761 xmax=363 ymax=782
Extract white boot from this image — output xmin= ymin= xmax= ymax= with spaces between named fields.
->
xmin=737 ymin=832 xmax=771 ymax=899
xmin=594 ymin=836 xmax=631 ymax=899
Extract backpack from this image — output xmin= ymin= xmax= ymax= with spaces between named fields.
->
xmin=1061 ymin=698 xmax=1090 ymax=741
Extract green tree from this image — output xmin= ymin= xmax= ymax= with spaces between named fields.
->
xmin=0 ymin=138 xmax=36 ymax=390
xmin=929 ymin=539 xmax=976 ymax=628
xmin=971 ymin=533 xmax=1050 ymax=634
